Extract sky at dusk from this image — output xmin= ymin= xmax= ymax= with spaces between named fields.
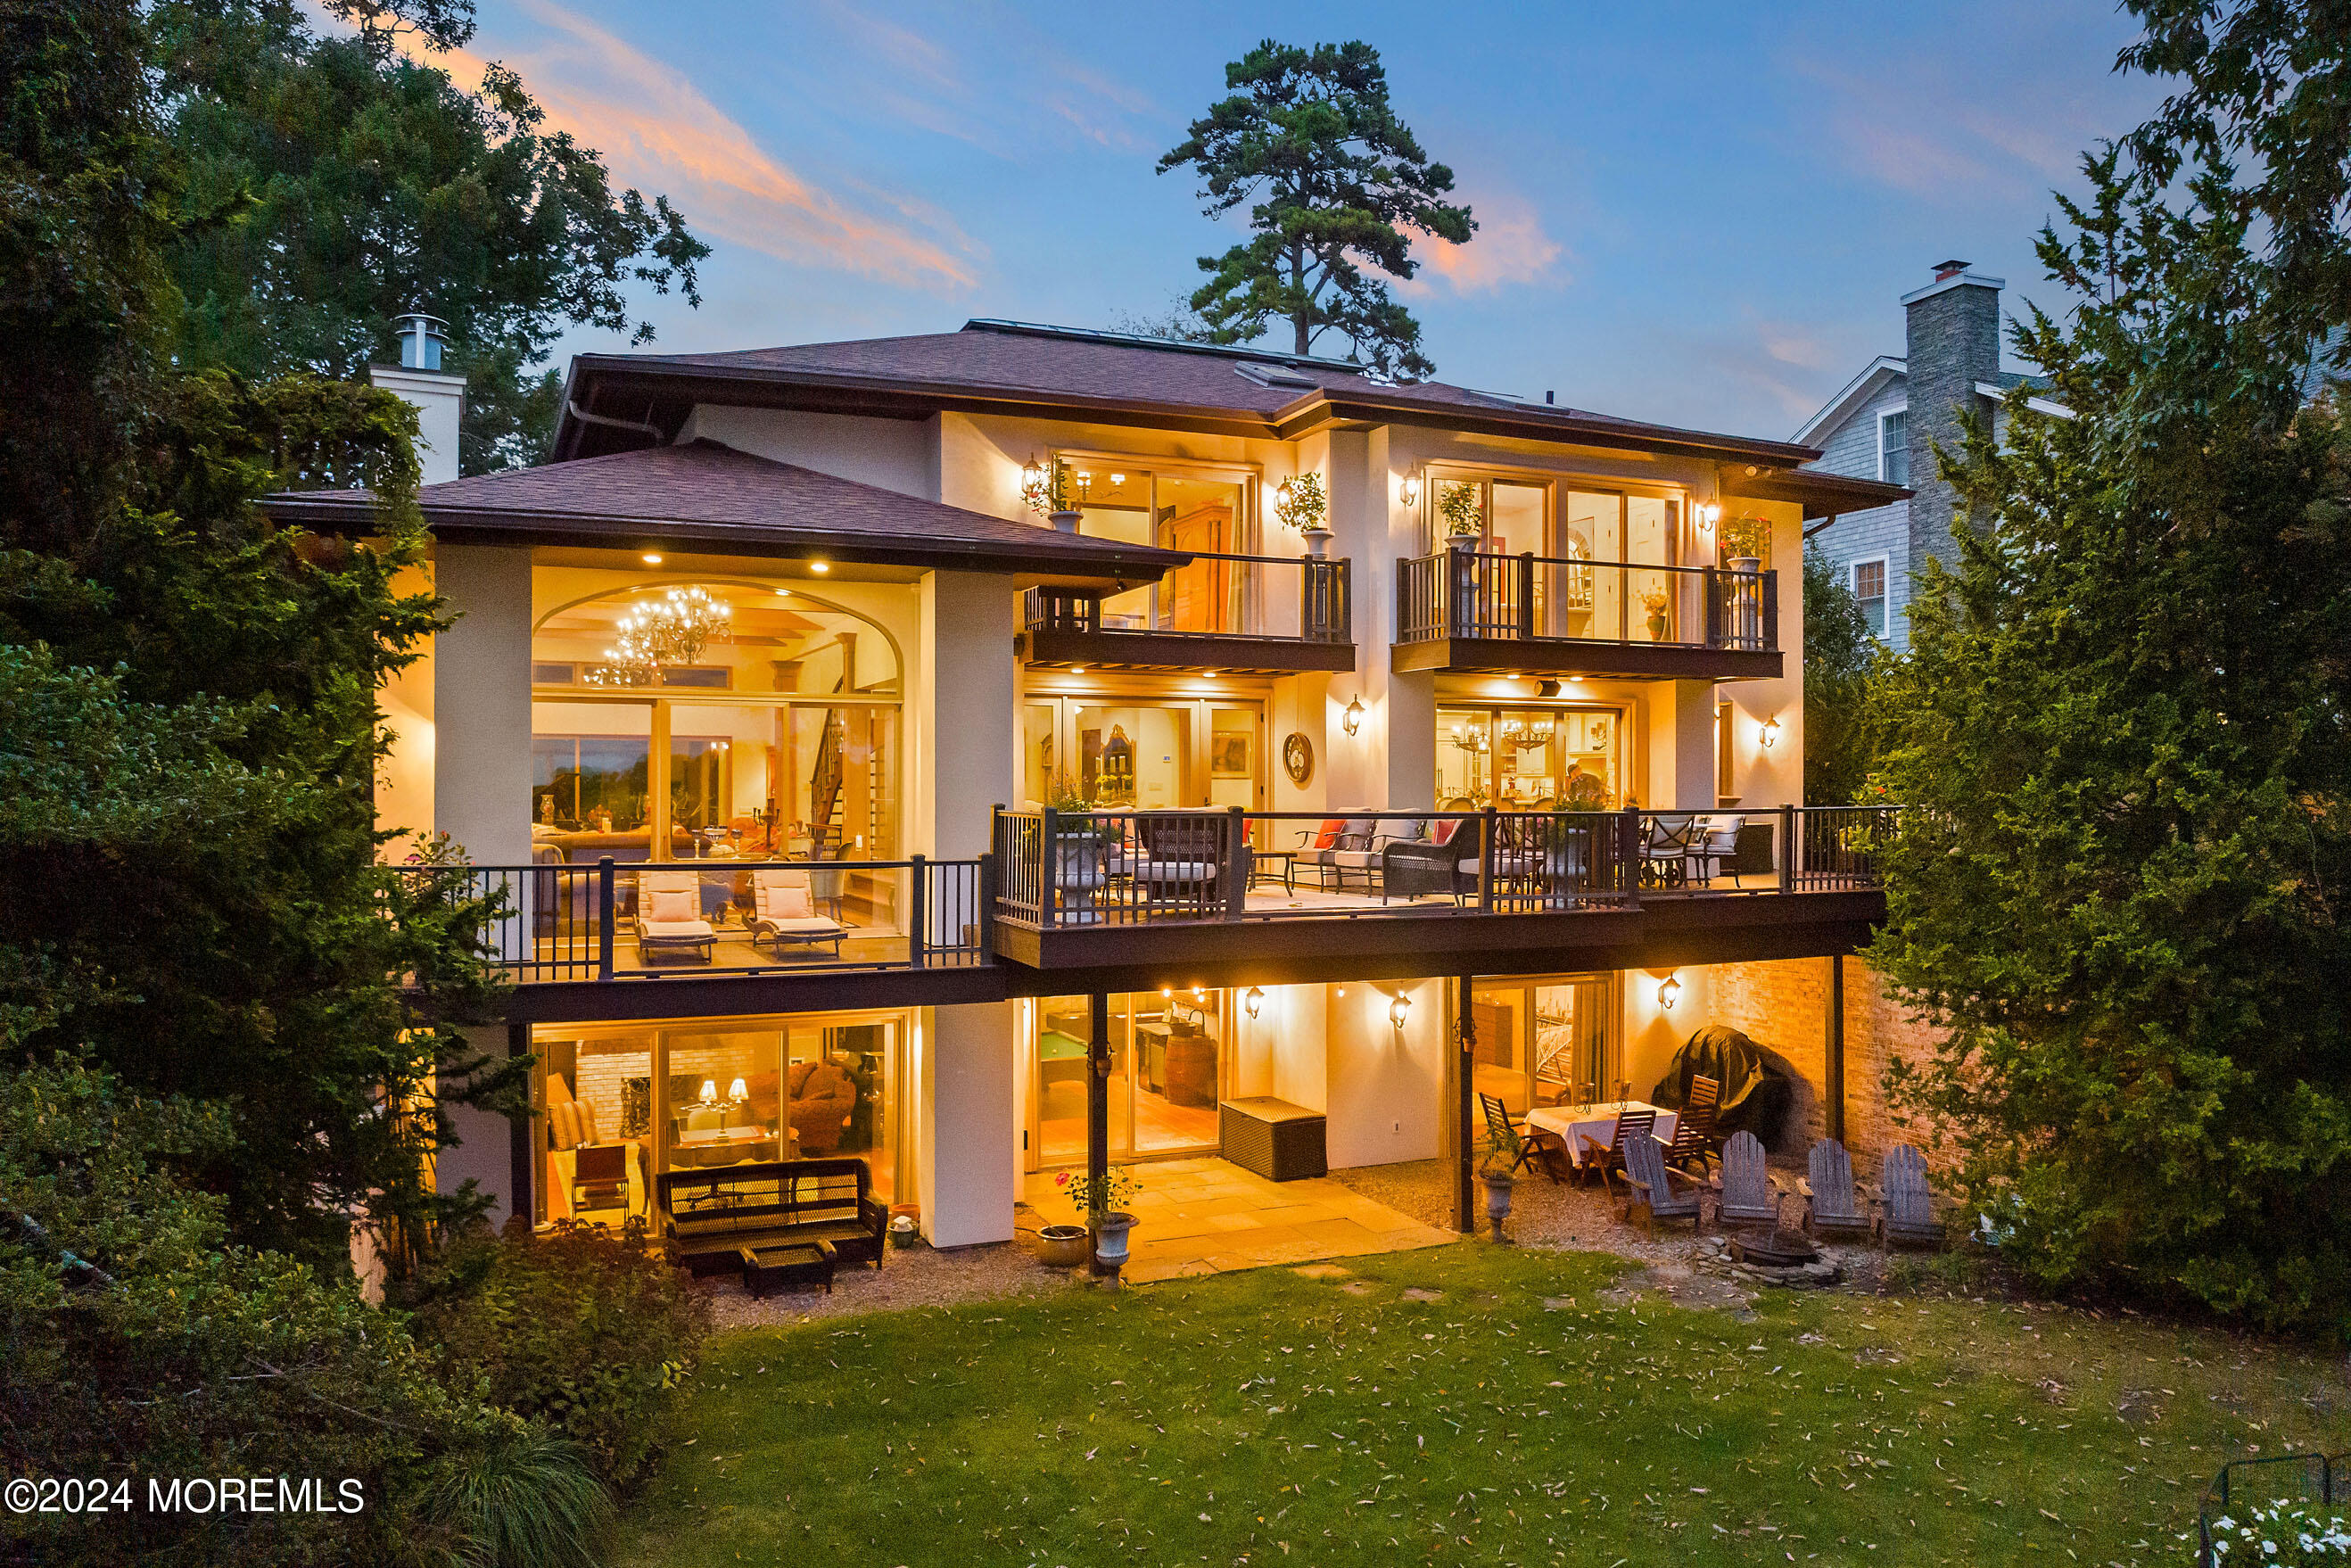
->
xmin=428 ymin=0 xmax=2164 ymax=442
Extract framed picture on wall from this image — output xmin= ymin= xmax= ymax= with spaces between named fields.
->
xmin=1210 ymin=732 xmax=1253 ymax=778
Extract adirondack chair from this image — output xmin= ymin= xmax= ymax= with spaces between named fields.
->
xmin=1797 ymin=1138 xmax=1873 ymax=1242
xmin=1873 ymin=1143 xmax=1946 ymax=1249
xmin=1579 ymin=1107 xmax=1656 ymax=1197
xmin=1479 ymin=1092 xmax=1568 ymax=1184
xmin=1660 ymin=1075 xmax=1722 ymax=1176
xmin=1708 ymin=1130 xmax=1786 ymax=1230
xmin=1620 ymin=1132 xmax=1704 ymax=1238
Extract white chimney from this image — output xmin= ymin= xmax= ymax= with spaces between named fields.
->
xmin=368 ymin=310 xmax=466 ymax=486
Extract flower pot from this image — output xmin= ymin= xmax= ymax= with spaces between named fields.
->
xmin=1090 ymin=1210 xmax=1137 ymax=1276
xmin=1646 ymin=611 xmax=1670 ymax=641
xmin=1036 ymin=1224 xmax=1091 ymax=1268
xmin=1300 ymin=526 xmax=1332 ymax=559
xmin=1049 ymin=509 xmax=1082 ymax=533
xmin=1481 ymin=1172 xmax=1515 ymax=1241
xmin=1729 ymin=555 xmax=1761 ymax=574
xmin=1447 ymin=532 xmax=1480 ymax=552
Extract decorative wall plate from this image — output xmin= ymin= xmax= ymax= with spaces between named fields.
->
xmin=1282 ymin=731 xmax=1314 ymax=787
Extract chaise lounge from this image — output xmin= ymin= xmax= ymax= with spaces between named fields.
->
xmin=746 ymin=866 xmax=848 ymax=958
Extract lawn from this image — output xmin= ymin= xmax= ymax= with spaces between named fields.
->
xmin=619 ymin=1245 xmax=2348 ymax=1566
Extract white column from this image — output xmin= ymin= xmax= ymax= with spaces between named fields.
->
xmin=438 ymin=1023 xmax=516 ymax=1228
xmin=917 ymin=1002 xmax=1016 ymax=1246
xmin=1644 ymin=679 xmax=1720 ymax=812
xmin=432 ymin=543 xmax=532 ymax=866
xmin=917 ymin=571 xmax=1016 ymax=857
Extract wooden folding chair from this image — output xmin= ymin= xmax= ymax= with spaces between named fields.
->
xmin=1580 ymin=1107 xmax=1657 ymax=1198
xmin=1661 ymin=1075 xmax=1722 ymax=1176
xmin=1480 ymin=1092 xmax=1569 ymax=1184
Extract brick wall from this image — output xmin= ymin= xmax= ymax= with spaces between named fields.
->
xmin=1703 ymin=956 xmax=1950 ymax=1176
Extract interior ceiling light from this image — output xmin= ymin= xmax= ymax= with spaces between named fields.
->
xmin=585 ymin=584 xmax=729 ymax=688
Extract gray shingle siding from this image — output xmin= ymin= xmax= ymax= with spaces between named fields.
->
xmin=1803 ymin=375 xmax=1917 ymax=649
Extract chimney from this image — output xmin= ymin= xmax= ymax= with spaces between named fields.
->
xmin=369 ymin=310 xmax=466 ymax=486
xmin=1901 ymin=261 xmax=2003 ymax=567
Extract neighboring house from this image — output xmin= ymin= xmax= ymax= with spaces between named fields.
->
xmin=274 ymin=317 xmax=1909 ymax=1254
xmin=1794 ymin=263 xmax=2060 ymax=651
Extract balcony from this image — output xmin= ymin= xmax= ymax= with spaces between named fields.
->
xmin=1017 ymin=551 xmax=1353 ymax=674
xmin=988 ymin=805 xmax=1891 ymax=979
xmin=1393 ymin=549 xmax=1780 ymax=680
xmin=401 ymin=855 xmax=994 ymax=1019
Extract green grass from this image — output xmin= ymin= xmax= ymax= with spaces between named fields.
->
xmin=618 ymin=1246 xmax=2349 ymax=1566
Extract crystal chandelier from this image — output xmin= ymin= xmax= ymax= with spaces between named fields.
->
xmin=584 ymin=586 xmax=729 ymax=687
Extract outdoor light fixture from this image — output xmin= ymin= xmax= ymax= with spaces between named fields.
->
xmin=1068 ymin=665 xmax=1085 ymax=675
xmin=642 ymin=553 xmax=663 ymax=565
xmin=1699 ymin=503 xmax=1722 ymax=528
xmin=698 ymin=1078 xmax=718 ymax=1106
xmin=1760 ymin=716 xmax=1780 ymax=749
xmin=1343 ymin=697 xmax=1365 ymax=736
xmin=808 ymin=559 xmax=829 ymax=574
xmin=1245 ymin=986 xmax=1265 ymax=1019
xmin=1538 ymin=679 xmax=1562 ymax=697
xmin=1659 ymin=976 xmax=1681 ymax=1011
xmin=1398 ymin=475 xmax=1423 ymax=508
xmin=1390 ymin=992 xmax=1412 ymax=1032
xmin=1021 ymin=457 xmax=1045 ymax=495
xmin=774 ymin=587 xmax=791 ymax=597
xmin=1110 ymin=472 xmax=1126 ymax=485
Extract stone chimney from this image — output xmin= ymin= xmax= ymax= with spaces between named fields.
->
xmin=368 ymin=311 xmax=466 ymax=486
xmin=1901 ymin=261 xmax=2003 ymax=566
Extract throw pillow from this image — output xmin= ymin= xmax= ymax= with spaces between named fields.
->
xmin=1312 ymin=817 xmax=1345 ymax=849
xmin=648 ymin=887 xmax=697 ymax=922
xmin=771 ymin=881 xmax=813 ymax=920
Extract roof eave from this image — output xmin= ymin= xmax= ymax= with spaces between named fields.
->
xmin=1790 ymin=356 xmax=1907 ymax=447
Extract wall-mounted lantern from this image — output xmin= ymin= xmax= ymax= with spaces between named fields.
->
xmin=1759 ymin=716 xmax=1779 ymax=749
xmin=1390 ymin=991 xmax=1412 ymax=1033
xmin=1398 ymin=475 xmax=1423 ymax=508
xmin=1658 ymin=975 xmax=1681 ymax=1011
xmin=1343 ymin=697 xmax=1365 ymax=736
xmin=1245 ymin=986 xmax=1265 ymax=1019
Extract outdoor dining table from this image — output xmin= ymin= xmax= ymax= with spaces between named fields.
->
xmin=1522 ymin=1101 xmax=1679 ymax=1168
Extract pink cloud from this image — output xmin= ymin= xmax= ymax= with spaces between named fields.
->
xmin=1403 ymin=194 xmax=1565 ymax=295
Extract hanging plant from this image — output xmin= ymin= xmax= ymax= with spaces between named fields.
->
xmin=1274 ymin=471 xmax=1328 ymax=532
xmin=1438 ymin=481 xmax=1484 ymax=537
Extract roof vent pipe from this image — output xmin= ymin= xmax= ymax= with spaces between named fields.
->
xmin=394 ymin=311 xmax=450 ymax=371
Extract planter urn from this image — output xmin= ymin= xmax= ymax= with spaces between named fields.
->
xmin=1646 ymin=610 xmax=1670 ymax=641
xmin=1036 ymin=1224 xmax=1091 ymax=1268
xmin=1090 ymin=1210 xmax=1137 ymax=1278
xmin=1049 ymin=509 xmax=1083 ymax=533
xmin=1300 ymin=525 xmax=1333 ymax=559
xmin=1481 ymin=1171 xmax=1515 ymax=1242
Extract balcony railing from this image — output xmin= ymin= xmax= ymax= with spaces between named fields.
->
xmin=991 ymin=805 xmax=1893 ymax=929
xmin=1024 ymin=552 xmax=1350 ymax=643
xmin=1396 ymin=549 xmax=1775 ymax=651
xmin=399 ymin=855 xmax=987 ymax=985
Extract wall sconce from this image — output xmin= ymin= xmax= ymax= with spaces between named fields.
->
xmin=1343 ymin=697 xmax=1364 ymax=736
xmin=1698 ymin=502 xmax=1722 ymax=529
xmin=1390 ymin=991 xmax=1412 ymax=1032
xmin=1398 ymin=475 xmax=1422 ymax=508
xmin=1245 ymin=986 xmax=1264 ymax=1019
xmin=727 ymin=1077 xmax=748 ymax=1105
xmin=698 ymin=1078 xmax=718 ymax=1107
xmin=1021 ymin=457 xmax=1044 ymax=496
xmin=1759 ymin=716 xmax=1779 ymax=749
xmin=1658 ymin=976 xmax=1681 ymax=1011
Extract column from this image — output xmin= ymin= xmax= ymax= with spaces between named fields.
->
xmin=1086 ymin=991 xmax=1111 ymax=1275
xmin=431 ymin=543 xmax=533 ymax=867
xmin=917 ymin=1002 xmax=1016 ymax=1247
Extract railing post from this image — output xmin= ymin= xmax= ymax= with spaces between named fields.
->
xmin=1779 ymin=804 xmax=1797 ymax=893
xmin=596 ymin=856 xmax=615 ymax=981
xmin=1516 ymin=552 xmax=1536 ymax=640
xmin=1703 ymin=567 xmax=1722 ymax=648
xmin=1620 ymin=808 xmax=1642 ymax=909
xmin=978 ymin=851 xmax=998 ymax=961
xmin=908 ymin=852 xmax=928 ymax=970
xmin=1762 ymin=570 xmax=1779 ymax=650
xmin=1040 ymin=807 xmax=1059 ymax=929
xmin=1224 ymin=805 xmax=1247 ymax=921
xmin=1479 ymin=805 xmax=1497 ymax=912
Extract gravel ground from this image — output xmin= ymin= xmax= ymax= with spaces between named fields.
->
xmin=704 ymin=1164 xmax=1889 ymax=1327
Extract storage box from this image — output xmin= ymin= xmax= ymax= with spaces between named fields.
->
xmin=1219 ymin=1097 xmax=1328 ymax=1181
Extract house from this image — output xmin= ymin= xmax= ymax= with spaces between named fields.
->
xmin=271 ymin=316 xmax=1910 ymax=1252
xmin=1794 ymin=262 xmax=2061 ymax=650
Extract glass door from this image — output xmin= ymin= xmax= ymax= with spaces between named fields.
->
xmin=1026 ymin=990 xmax=1229 ymax=1169
xmin=1437 ymin=704 xmax=1624 ymax=810
xmin=1021 ymin=696 xmax=1263 ymax=812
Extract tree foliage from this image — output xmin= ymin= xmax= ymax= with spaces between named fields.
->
xmin=1871 ymin=24 xmax=2351 ymax=1322
xmin=149 ymin=0 xmax=705 ymax=472
xmin=1158 ymin=40 xmax=1473 ymax=380
xmin=1801 ymin=544 xmax=1882 ymax=805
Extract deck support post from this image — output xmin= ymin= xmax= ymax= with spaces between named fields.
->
xmin=1454 ymin=976 xmax=1476 ymax=1234
xmin=1827 ymin=954 xmax=1847 ymax=1143
xmin=1087 ymin=990 xmax=1112 ymax=1275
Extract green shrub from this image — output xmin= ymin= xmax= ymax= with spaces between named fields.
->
xmin=402 ymin=1220 xmax=707 ymax=1491
xmin=417 ymin=1424 xmax=613 ymax=1568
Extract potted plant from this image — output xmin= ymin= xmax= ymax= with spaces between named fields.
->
xmin=1056 ymin=1166 xmax=1143 ymax=1278
xmin=1022 ymin=456 xmax=1083 ymax=532
xmin=1640 ymin=583 xmax=1671 ymax=640
xmin=1719 ymin=514 xmax=1770 ymax=574
xmin=1043 ymin=772 xmax=1115 ymax=909
xmin=1479 ymin=1122 xmax=1522 ymax=1242
xmin=1438 ymin=480 xmax=1483 ymax=547
xmin=1274 ymin=471 xmax=1332 ymax=557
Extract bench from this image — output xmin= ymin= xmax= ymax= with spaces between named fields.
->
xmin=656 ymin=1158 xmax=886 ymax=1278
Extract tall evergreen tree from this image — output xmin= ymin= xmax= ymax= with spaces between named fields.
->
xmin=150 ymin=0 xmax=706 ymax=472
xmin=1159 ymin=40 xmax=1473 ymax=380
xmin=1800 ymin=544 xmax=1881 ymax=806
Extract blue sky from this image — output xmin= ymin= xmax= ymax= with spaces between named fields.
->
xmin=444 ymin=0 xmax=2160 ymax=441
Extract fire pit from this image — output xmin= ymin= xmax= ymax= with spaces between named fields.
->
xmin=1731 ymin=1230 xmax=1819 ymax=1267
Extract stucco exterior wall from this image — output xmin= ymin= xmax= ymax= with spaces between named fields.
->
xmin=433 ymin=543 xmax=533 ymax=867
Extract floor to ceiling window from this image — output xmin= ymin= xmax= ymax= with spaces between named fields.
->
xmin=1419 ymin=473 xmax=1687 ymax=644
xmin=1469 ymin=974 xmax=1619 ymax=1114
xmin=1026 ymin=989 xmax=1230 ymax=1168
xmin=1436 ymin=705 xmax=1625 ymax=810
xmin=1021 ymin=693 xmax=1265 ymax=813
xmin=1062 ymin=460 xmax=1256 ymax=634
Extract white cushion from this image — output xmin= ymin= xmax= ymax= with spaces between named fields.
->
xmin=648 ymin=887 xmax=697 ymax=922
xmin=761 ymin=916 xmax=844 ymax=936
xmin=639 ymin=918 xmax=713 ymax=939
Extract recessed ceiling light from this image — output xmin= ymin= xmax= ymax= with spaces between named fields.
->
xmin=1069 ymin=665 xmax=1085 ymax=674
xmin=809 ymin=560 xmax=829 ymax=574
xmin=642 ymin=553 xmax=663 ymax=565
xmin=774 ymin=587 xmax=791 ymax=597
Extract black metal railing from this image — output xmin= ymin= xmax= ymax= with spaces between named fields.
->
xmin=1396 ymin=549 xmax=1775 ymax=652
xmin=988 ymin=805 xmax=1894 ymax=928
xmin=396 ymin=855 xmax=987 ymax=984
xmin=1025 ymin=552 xmax=1350 ymax=643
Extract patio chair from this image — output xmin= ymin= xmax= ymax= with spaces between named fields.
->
xmin=1708 ymin=1130 xmax=1786 ymax=1230
xmin=1660 ymin=1075 xmax=1722 ymax=1176
xmin=1688 ymin=814 xmax=1745 ymax=886
xmin=1640 ymin=814 xmax=1699 ymax=887
xmin=1129 ymin=813 xmax=1242 ymax=912
xmin=1872 ymin=1143 xmax=1947 ymax=1249
xmin=1480 ymin=1092 xmax=1568 ymax=1184
xmin=1620 ymin=1130 xmax=1704 ymax=1238
xmin=1381 ymin=816 xmax=1481 ymax=904
xmin=1797 ymin=1138 xmax=1873 ymax=1242
xmin=746 ymin=867 xmax=847 ymax=958
xmin=633 ymin=870 xmax=716 ymax=964
xmin=1578 ymin=1106 xmax=1656 ymax=1196
xmin=1321 ymin=816 xmax=1388 ymax=894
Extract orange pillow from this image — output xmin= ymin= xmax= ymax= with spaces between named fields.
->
xmin=1313 ymin=817 xmax=1345 ymax=849
xmin=1431 ymin=820 xmax=1461 ymax=846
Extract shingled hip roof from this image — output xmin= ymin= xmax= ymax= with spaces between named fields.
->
xmin=261 ymin=439 xmax=1191 ymax=582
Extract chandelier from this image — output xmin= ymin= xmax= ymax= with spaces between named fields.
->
xmin=584 ymin=586 xmax=730 ymax=687
xmin=1500 ymin=715 xmax=1555 ymax=750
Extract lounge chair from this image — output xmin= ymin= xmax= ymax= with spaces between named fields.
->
xmin=633 ymin=870 xmax=716 ymax=963
xmin=1797 ymin=1138 xmax=1873 ymax=1242
xmin=1382 ymin=816 xmax=1481 ymax=904
xmin=1873 ymin=1143 xmax=1947 ymax=1249
xmin=747 ymin=867 xmax=847 ymax=958
xmin=1621 ymin=1131 xmax=1704 ymax=1238
xmin=1709 ymin=1130 xmax=1786 ymax=1230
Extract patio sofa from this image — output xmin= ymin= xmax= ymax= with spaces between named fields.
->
xmin=657 ymin=1157 xmax=886 ymax=1275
